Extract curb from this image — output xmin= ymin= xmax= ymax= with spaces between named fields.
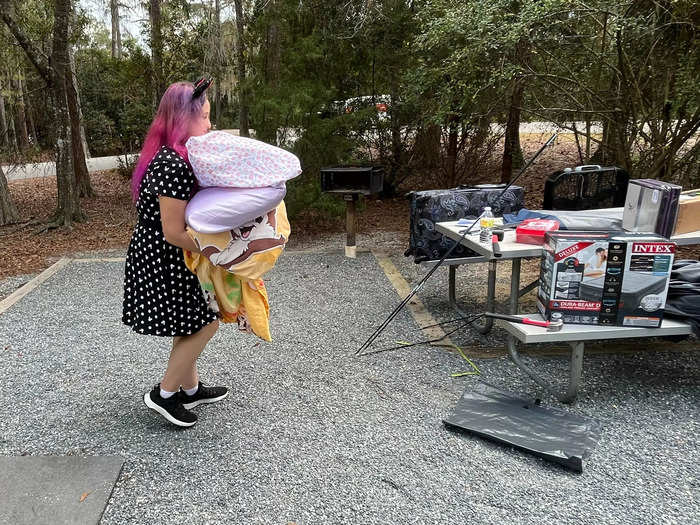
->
xmin=0 ymin=257 xmax=71 ymax=314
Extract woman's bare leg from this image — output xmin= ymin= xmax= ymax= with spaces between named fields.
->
xmin=160 ymin=320 xmax=219 ymax=392
xmin=181 ymin=360 xmax=200 ymax=391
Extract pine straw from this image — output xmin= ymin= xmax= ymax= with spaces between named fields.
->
xmin=0 ymin=172 xmax=136 ymax=280
xmin=0 ymin=170 xmax=412 ymax=281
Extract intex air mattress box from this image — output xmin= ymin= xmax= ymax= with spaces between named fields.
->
xmin=537 ymin=231 xmax=675 ymax=327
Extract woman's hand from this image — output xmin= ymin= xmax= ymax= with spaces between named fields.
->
xmin=159 ymin=196 xmax=200 ymax=253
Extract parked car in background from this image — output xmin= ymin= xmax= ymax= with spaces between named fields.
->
xmin=318 ymin=95 xmax=391 ymax=121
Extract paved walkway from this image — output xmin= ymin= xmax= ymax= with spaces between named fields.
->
xmin=0 ymin=251 xmax=697 ymax=524
xmin=2 ymin=154 xmax=138 ymax=181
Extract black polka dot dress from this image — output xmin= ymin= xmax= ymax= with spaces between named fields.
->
xmin=122 ymin=146 xmax=218 ymax=337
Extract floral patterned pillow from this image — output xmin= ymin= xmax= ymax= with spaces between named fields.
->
xmin=186 ymin=131 xmax=302 ymax=188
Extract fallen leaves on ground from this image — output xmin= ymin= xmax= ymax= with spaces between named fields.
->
xmin=1 ymin=171 xmax=136 ymax=281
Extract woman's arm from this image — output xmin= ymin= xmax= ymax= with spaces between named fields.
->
xmin=159 ymin=196 xmax=200 ymax=253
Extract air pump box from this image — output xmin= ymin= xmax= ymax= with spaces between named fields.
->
xmin=536 ymin=231 xmax=675 ymax=327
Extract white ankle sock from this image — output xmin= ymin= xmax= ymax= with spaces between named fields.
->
xmin=183 ymin=385 xmax=199 ymax=396
xmin=160 ymin=388 xmax=177 ymax=399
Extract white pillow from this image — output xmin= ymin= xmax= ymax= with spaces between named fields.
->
xmin=185 ymin=185 xmax=286 ymax=234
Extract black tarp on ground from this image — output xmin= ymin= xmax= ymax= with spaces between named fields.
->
xmin=443 ymin=383 xmax=602 ymax=473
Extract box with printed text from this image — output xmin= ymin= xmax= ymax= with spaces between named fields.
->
xmin=536 ymin=231 xmax=675 ymax=327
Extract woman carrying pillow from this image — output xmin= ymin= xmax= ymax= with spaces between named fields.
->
xmin=122 ymin=78 xmax=227 ymax=428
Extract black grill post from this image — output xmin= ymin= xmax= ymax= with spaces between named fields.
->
xmin=344 ymin=193 xmax=359 ymax=257
xmin=320 ymin=165 xmax=384 ymax=258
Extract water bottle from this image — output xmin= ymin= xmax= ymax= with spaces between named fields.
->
xmin=479 ymin=207 xmax=494 ymax=243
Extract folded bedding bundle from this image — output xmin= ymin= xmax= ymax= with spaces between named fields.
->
xmin=183 ymin=132 xmax=301 ymax=341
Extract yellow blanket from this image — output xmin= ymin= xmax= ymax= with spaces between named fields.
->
xmin=184 ymin=202 xmax=290 ymax=341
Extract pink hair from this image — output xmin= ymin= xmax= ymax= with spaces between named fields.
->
xmin=131 ymin=81 xmax=207 ymax=201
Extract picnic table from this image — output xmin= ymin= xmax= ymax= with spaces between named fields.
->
xmin=434 ymin=214 xmax=698 ymax=402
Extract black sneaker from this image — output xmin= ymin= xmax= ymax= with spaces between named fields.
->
xmin=180 ymin=382 xmax=229 ymax=409
xmin=143 ymin=385 xmax=197 ymax=427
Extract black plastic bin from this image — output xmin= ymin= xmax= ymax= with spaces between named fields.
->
xmin=320 ymin=165 xmax=384 ymax=195
xmin=543 ymin=165 xmax=629 ymax=211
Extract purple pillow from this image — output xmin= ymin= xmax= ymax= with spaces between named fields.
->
xmin=186 ymin=185 xmax=286 ymax=233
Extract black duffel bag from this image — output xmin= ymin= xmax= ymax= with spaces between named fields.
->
xmin=405 ymin=184 xmax=525 ymax=263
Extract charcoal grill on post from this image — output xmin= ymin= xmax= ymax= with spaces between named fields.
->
xmin=320 ymin=165 xmax=384 ymax=257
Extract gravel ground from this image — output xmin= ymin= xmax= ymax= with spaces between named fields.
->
xmin=0 ymin=273 xmax=36 ymax=301
xmin=0 ymin=251 xmax=698 ymax=524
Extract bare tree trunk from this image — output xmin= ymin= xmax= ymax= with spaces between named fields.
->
xmin=256 ymin=1 xmax=280 ymax=143
xmin=588 ymin=12 xmax=608 ymax=163
xmin=13 ymin=73 xmax=30 ymax=151
xmin=67 ymin=52 xmax=93 ymax=197
xmin=592 ymin=31 xmax=628 ymax=171
xmin=213 ymin=0 xmax=222 ymax=123
xmin=233 ymin=0 xmax=249 ymax=137
xmin=0 ymin=87 xmax=8 ymax=150
xmin=501 ymin=81 xmax=524 ymax=183
xmin=68 ymin=49 xmax=90 ymax=158
xmin=585 ymin=119 xmax=591 ymax=159
xmin=149 ymin=0 xmax=164 ymax=109
xmin=110 ymin=0 xmax=122 ymax=59
xmin=0 ymin=164 xmax=19 ymax=225
xmin=51 ymin=0 xmax=85 ymax=227
xmin=446 ymin=117 xmax=458 ymax=188
xmin=415 ymin=123 xmax=441 ymax=169
xmin=1 ymin=3 xmax=84 ymax=227
xmin=591 ymin=110 xmax=628 ymax=169
xmin=7 ymin=96 xmax=18 ymax=153
xmin=501 ymin=37 xmax=529 ymax=184
xmin=387 ymin=78 xmax=402 ymax=197
xmin=21 ymin=75 xmax=37 ymax=146
xmin=1 ymin=10 xmax=51 ymax=155
xmin=265 ymin=6 xmax=280 ymax=88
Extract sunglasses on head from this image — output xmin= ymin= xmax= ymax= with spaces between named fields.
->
xmin=192 ymin=77 xmax=213 ymax=100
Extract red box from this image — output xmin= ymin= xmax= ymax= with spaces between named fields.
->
xmin=516 ymin=219 xmax=560 ymax=245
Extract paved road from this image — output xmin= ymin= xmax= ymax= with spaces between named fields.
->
xmin=2 ymin=154 xmax=138 ymax=181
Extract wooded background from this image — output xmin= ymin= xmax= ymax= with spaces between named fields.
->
xmin=0 ymin=0 xmax=698 ymax=228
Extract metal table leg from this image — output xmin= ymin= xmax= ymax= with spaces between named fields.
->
xmin=509 ymin=258 xmax=521 ymax=315
xmin=506 ymin=334 xmax=585 ymax=404
xmin=564 ymin=341 xmax=585 ymax=404
xmin=518 ymin=279 xmax=539 ymax=298
xmin=471 ymin=260 xmax=497 ymax=334
xmin=448 ymin=261 xmax=496 ymax=333
xmin=448 ymin=264 xmax=469 ymax=319
xmin=444 ymin=256 xmax=490 ymax=323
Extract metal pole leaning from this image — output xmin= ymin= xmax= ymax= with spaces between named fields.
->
xmin=356 ymin=227 xmax=474 ymax=355
xmin=356 ymin=133 xmax=558 ymax=355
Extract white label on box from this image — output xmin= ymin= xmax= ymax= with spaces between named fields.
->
xmin=623 ymin=316 xmax=660 ymax=327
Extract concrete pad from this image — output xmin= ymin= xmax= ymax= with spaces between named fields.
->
xmin=0 ymin=456 xmax=123 ymax=525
